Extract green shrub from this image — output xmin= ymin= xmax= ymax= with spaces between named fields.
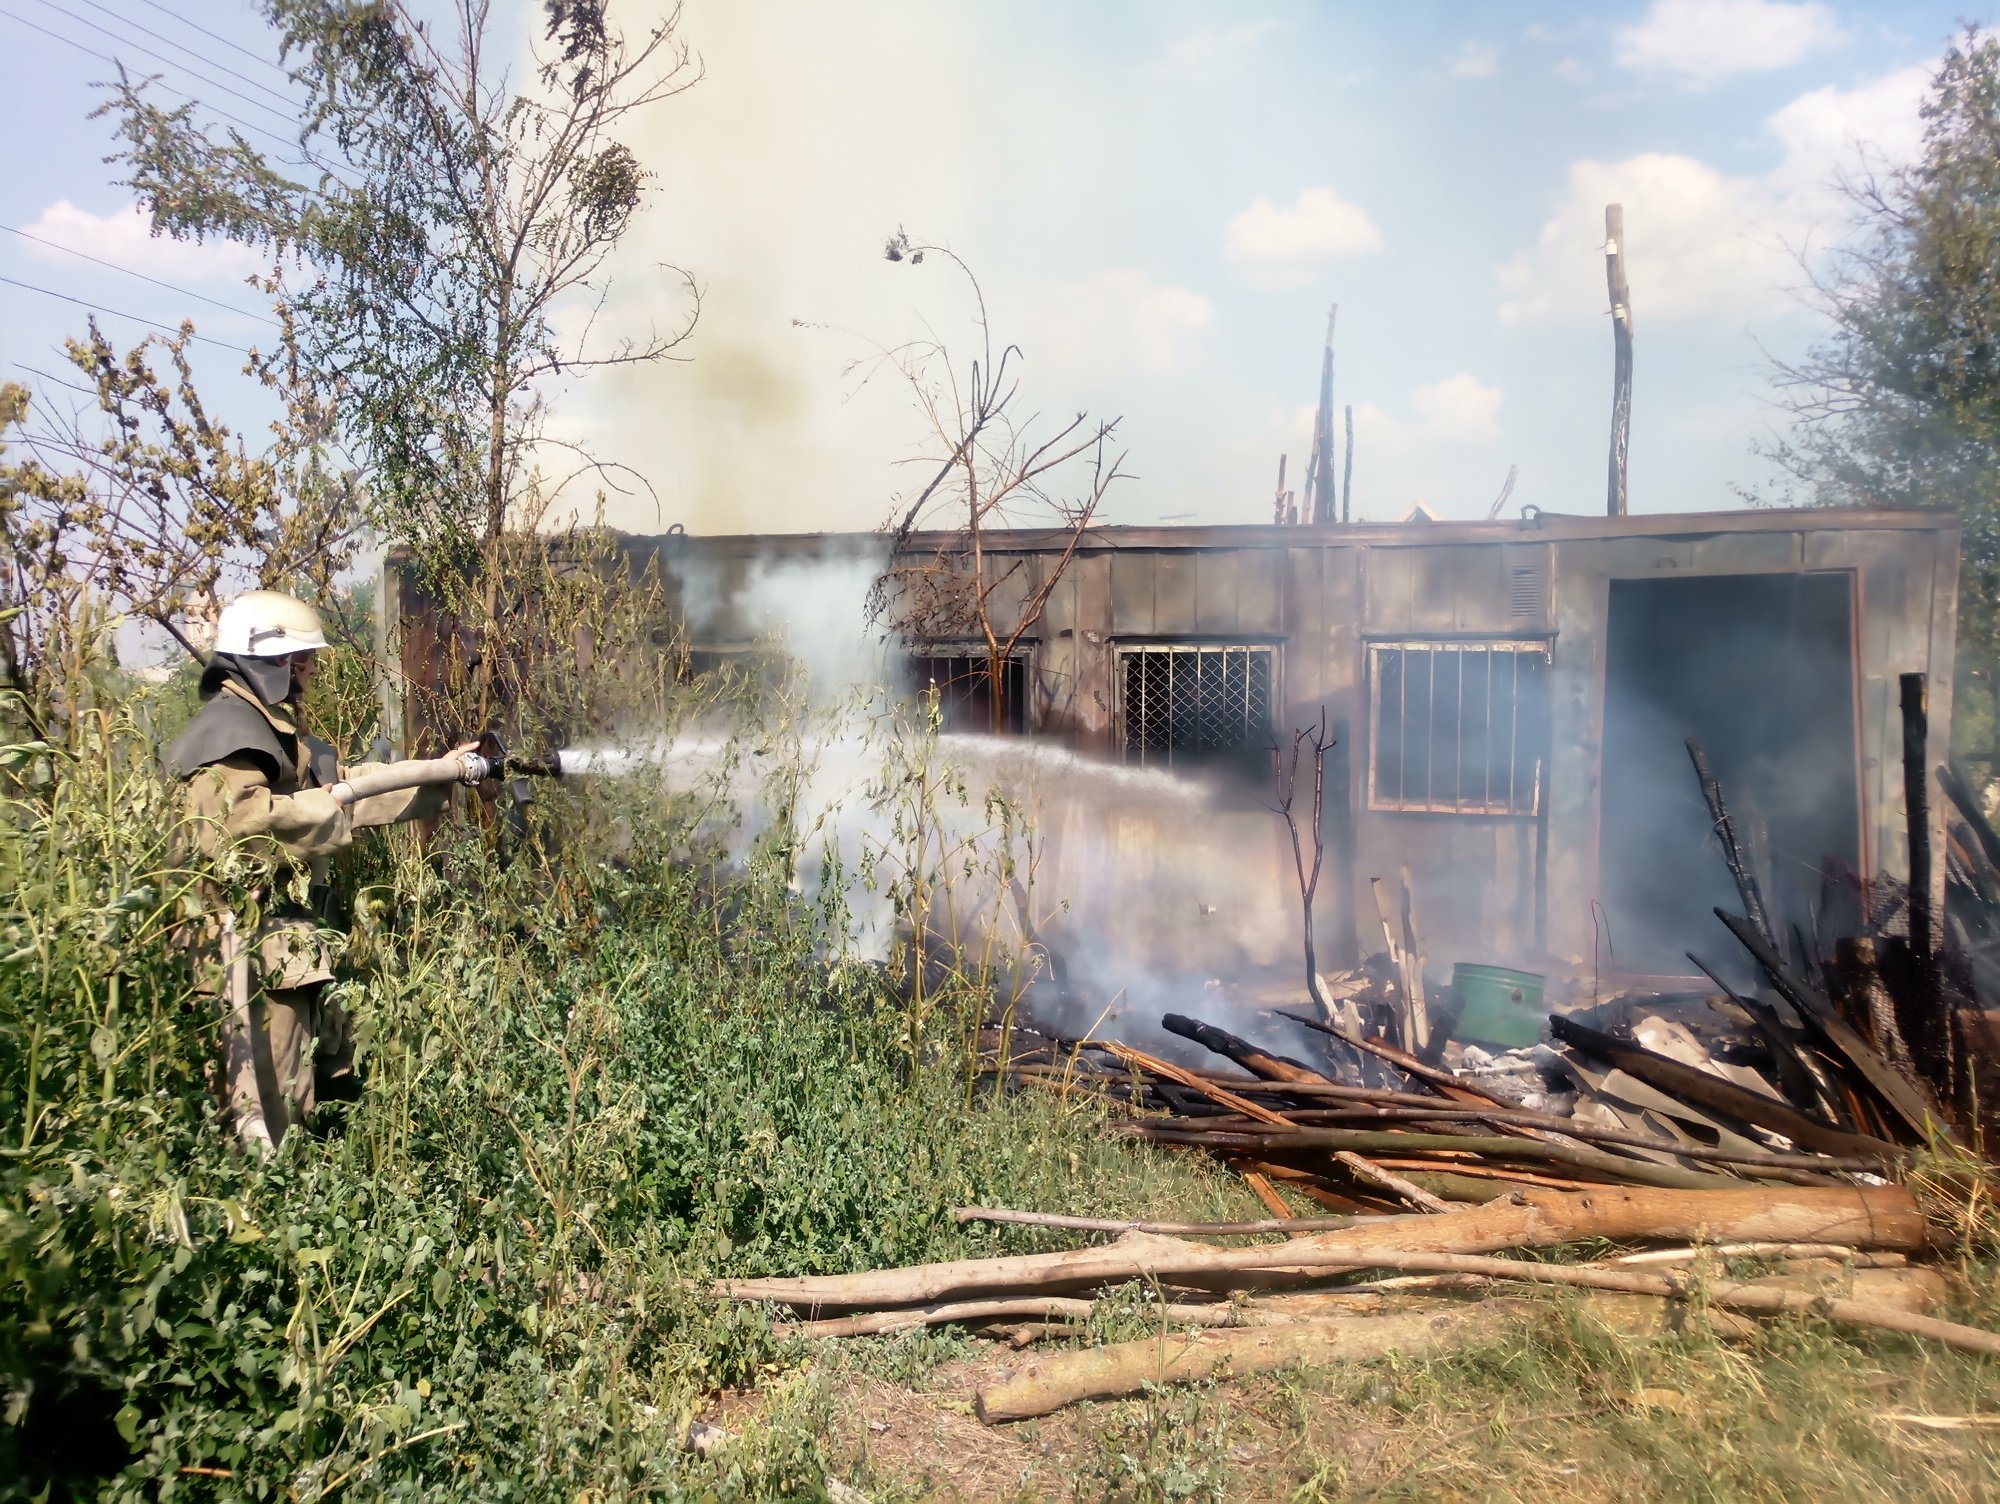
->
xmin=0 ymin=701 xmax=1248 ymax=1501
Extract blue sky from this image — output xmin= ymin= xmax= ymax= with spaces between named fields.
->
xmin=0 ymin=0 xmax=1984 ymax=536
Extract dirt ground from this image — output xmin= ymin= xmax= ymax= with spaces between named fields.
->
xmin=704 ymin=1293 xmax=2000 ymax=1504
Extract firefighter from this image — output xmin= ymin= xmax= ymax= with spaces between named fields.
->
xmin=165 ymin=589 xmax=470 ymax=1152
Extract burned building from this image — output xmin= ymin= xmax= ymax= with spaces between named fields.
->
xmin=386 ymin=506 xmax=1960 ymax=987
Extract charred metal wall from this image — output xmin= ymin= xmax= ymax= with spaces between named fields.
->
xmin=389 ymin=509 xmax=1959 ymax=976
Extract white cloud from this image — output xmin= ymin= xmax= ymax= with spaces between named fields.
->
xmin=1767 ymin=62 xmax=1931 ymax=192
xmin=21 ymin=200 xmax=263 ymax=285
xmin=1224 ymin=187 xmax=1383 ymax=285
xmin=1452 ymin=41 xmax=1499 ymax=78
xmin=1615 ymin=0 xmax=1844 ymax=88
xmin=1352 ymin=375 xmax=1504 ymax=449
xmin=1412 ymin=374 xmax=1504 ymax=441
xmin=1552 ymin=57 xmax=1591 ymax=85
xmin=1499 ymin=153 xmax=1781 ymax=324
xmin=1020 ymin=270 xmax=1216 ymax=380
xmin=1499 ymin=60 xmax=1933 ymax=326
xmin=1146 ymin=20 xmax=1283 ymax=81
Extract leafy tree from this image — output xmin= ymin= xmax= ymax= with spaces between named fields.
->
xmin=1759 ymin=27 xmax=2000 ymax=756
xmin=0 ymin=318 xmax=356 ymax=742
xmin=101 ymin=0 xmax=700 ymax=719
xmin=867 ymin=232 xmax=1127 ymax=735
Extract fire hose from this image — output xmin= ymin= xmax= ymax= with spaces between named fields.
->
xmin=325 ymin=732 xmax=560 ymax=809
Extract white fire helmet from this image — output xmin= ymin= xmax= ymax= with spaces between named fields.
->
xmin=212 ymin=590 xmax=329 ymax=658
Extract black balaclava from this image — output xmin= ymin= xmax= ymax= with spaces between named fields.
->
xmin=203 ymin=651 xmax=295 ymax=708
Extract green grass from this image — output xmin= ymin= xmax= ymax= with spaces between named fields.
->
xmin=0 ymin=699 xmax=1257 ymax=1502
xmin=12 ymin=695 xmax=1996 ymax=1502
xmin=771 ymin=1284 xmax=2000 ymax=1503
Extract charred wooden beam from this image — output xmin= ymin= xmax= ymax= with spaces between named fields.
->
xmin=1160 ymin=1014 xmax=1330 ymax=1086
xmin=1904 ymin=673 xmax=1936 ymax=968
xmin=1686 ymin=738 xmax=1775 ymax=947
xmin=1715 ymin=909 xmax=1949 ymax=1144
xmin=1549 ymin=1012 xmax=1899 ymax=1160
xmin=1941 ymin=760 xmax=2000 ymax=876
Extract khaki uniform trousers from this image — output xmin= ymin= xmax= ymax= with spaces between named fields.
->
xmin=215 ymin=912 xmax=353 ymax=1152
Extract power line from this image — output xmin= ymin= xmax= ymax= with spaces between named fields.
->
xmin=0 ymin=222 xmax=280 ymax=326
xmin=0 ymin=274 xmax=255 ymax=354
xmin=60 ymin=0 xmax=296 ymax=108
xmin=28 ymin=0 xmax=301 ymax=129
xmin=0 ymin=4 xmax=296 ymax=152
xmin=12 ymin=361 xmax=108 ymax=403
xmin=127 ymin=0 xmax=288 ymax=78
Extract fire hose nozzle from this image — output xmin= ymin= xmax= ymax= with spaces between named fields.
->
xmin=325 ymin=731 xmax=558 ymax=809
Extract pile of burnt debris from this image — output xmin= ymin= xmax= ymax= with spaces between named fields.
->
xmin=705 ymin=674 xmax=2000 ymax=1425
xmin=974 ymin=673 xmax=2000 ymax=1215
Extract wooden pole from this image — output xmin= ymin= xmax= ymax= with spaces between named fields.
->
xmin=1902 ymin=673 xmax=1934 ymax=967
xmin=971 ymin=1263 xmax=1989 ymax=1420
xmin=1272 ymin=453 xmax=1289 ymax=525
xmin=1312 ymin=305 xmax=1338 ymax=524
xmin=712 ymin=1185 xmax=1925 ymax=1311
xmin=1604 ymin=203 xmax=1632 ymax=517
xmin=1328 ymin=718 xmax=1359 ymax=967
xmin=1685 ymin=738 xmax=1776 ymax=947
xmin=1341 ymin=404 xmax=1354 ymax=524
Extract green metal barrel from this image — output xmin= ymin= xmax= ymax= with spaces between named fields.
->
xmin=1449 ymin=963 xmax=1547 ymax=1048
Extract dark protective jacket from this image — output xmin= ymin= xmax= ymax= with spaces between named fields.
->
xmin=166 ymin=653 xmax=338 ymax=789
xmin=168 ymin=658 xmax=445 ymax=987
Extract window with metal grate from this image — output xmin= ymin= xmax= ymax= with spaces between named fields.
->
xmin=1369 ymin=641 xmax=1550 ymax=815
xmin=909 ymin=653 xmax=1027 ymax=733
xmin=1119 ymin=645 xmax=1274 ymax=769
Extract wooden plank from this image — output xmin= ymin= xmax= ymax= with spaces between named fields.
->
xmin=1714 ymin=911 xmax=1948 ymax=1143
xmin=1066 ymin=551 xmax=1115 ymax=746
xmin=1545 ymin=543 xmax=1606 ymax=962
xmin=1195 ymin=550 xmax=1240 ymax=635
xmin=1154 ymin=551 xmax=1197 ymax=634
xmin=1109 ymin=551 xmax=1154 ymax=635
xmin=1237 ymin=548 xmax=1284 ymax=636
xmin=1550 ymin=1012 xmax=1901 ymax=1158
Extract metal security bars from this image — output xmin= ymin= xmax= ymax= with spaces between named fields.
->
xmin=1120 ymin=645 xmax=1274 ymax=769
xmin=909 ymin=653 xmax=1027 ymax=733
xmin=1369 ymin=641 xmax=1551 ymax=815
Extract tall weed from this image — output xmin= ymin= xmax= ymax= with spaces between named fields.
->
xmin=0 ymin=692 xmax=1244 ymax=1501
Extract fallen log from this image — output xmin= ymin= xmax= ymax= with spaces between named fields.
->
xmin=1274 ymin=1011 xmax=1527 ymax=1115
xmin=712 ymin=1185 xmax=1925 ymax=1311
xmin=971 ymin=1262 xmax=1971 ymax=1422
xmin=1123 ymin=1125 xmax=1759 ymax=1192
xmin=1207 ymin=1103 xmax=1872 ymax=1174
xmin=975 ymin=1303 xmax=1507 ymax=1423
xmin=1106 ymin=1039 xmax=1441 ymax=1212
xmin=1100 ymin=1043 xmax=1291 ymax=1126
xmin=954 ymin=1207 xmax=1364 ymax=1237
xmin=1242 ymin=1170 xmax=1297 ymax=1221
xmin=783 ymin=1296 xmax=1254 ymax=1339
xmin=1607 ymin=1242 xmax=1901 ymax=1267
xmin=1160 ymin=1014 xmax=1328 ymax=1086
xmin=1392 ymin=1168 xmax=1592 ymax=1201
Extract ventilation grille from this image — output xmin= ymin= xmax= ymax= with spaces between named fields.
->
xmin=1509 ymin=564 xmax=1545 ymax=620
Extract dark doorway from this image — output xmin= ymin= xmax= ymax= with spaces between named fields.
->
xmin=1598 ymin=573 xmax=1861 ymax=977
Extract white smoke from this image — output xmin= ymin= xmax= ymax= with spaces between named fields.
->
xmin=577 ymin=549 xmax=1328 ymax=1065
